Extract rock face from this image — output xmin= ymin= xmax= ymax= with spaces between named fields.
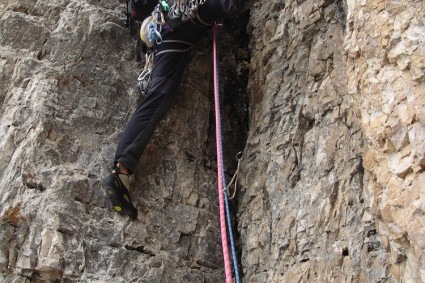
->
xmin=345 ymin=1 xmax=425 ymax=281
xmin=239 ymin=0 xmax=387 ymax=281
xmin=0 ymin=0 xmax=424 ymax=282
xmin=0 ymin=0 xmax=248 ymax=282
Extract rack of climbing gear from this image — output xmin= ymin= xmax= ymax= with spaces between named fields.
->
xmin=168 ymin=0 xmax=206 ymax=22
xmin=139 ymin=0 xmax=207 ymax=48
xmin=212 ymin=22 xmax=241 ymax=283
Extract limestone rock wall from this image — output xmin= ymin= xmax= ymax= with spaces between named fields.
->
xmin=0 ymin=0 xmax=249 ymax=281
xmin=345 ymin=0 xmax=425 ymax=281
xmin=238 ymin=0 xmax=389 ymax=281
xmin=238 ymin=0 xmax=424 ymax=282
xmin=1 ymin=0 xmax=424 ymax=282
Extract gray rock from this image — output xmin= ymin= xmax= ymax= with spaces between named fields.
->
xmin=1 ymin=0 xmax=424 ymax=282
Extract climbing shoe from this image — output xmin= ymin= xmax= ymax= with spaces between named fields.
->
xmin=103 ymin=170 xmax=138 ymax=220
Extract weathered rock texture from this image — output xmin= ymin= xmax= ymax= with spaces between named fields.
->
xmin=345 ymin=1 xmax=425 ymax=281
xmin=239 ymin=0 xmax=386 ymax=281
xmin=0 ymin=0 xmax=251 ymax=281
xmin=238 ymin=0 xmax=424 ymax=282
xmin=0 ymin=0 xmax=424 ymax=282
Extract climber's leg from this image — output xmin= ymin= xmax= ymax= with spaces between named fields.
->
xmin=115 ymin=49 xmax=191 ymax=173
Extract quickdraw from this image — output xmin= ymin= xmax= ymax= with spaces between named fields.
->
xmin=140 ymin=4 xmax=168 ymax=47
xmin=152 ymin=4 xmax=166 ymax=25
xmin=148 ymin=20 xmax=163 ymax=44
xmin=137 ymin=51 xmax=155 ymax=95
xmin=225 ymin=151 xmax=243 ymax=200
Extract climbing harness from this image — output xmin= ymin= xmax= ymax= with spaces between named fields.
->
xmin=138 ymin=0 xmax=207 ymax=47
xmin=137 ymin=51 xmax=155 ymax=95
xmin=137 ymin=0 xmax=206 ymax=94
xmin=212 ymin=23 xmax=241 ymax=283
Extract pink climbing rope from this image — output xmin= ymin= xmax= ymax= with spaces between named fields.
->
xmin=212 ymin=23 xmax=233 ymax=283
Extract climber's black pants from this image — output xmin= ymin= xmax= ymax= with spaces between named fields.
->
xmin=115 ymin=49 xmax=191 ymax=172
xmin=115 ymin=0 xmax=245 ymax=173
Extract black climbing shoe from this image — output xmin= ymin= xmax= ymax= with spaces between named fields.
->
xmin=103 ymin=170 xmax=138 ymax=220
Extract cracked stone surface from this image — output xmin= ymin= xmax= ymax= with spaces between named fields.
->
xmin=1 ymin=0 xmax=424 ymax=282
xmin=0 ymin=0 xmax=250 ymax=281
xmin=239 ymin=0 xmax=424 ymax=282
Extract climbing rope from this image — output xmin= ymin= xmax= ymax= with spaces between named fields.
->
xmin=212 ymin=23 xmax=241 ymax=283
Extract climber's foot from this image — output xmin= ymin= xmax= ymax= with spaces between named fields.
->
xmin=103 ymin=171 xmax=138 ymax=221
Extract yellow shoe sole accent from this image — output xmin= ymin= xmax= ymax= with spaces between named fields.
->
xmin=114 ymin=206 xmax=122 ymax=212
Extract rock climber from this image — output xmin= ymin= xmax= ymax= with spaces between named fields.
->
xmin=104 ymin=0 xmax=252 ymax=220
